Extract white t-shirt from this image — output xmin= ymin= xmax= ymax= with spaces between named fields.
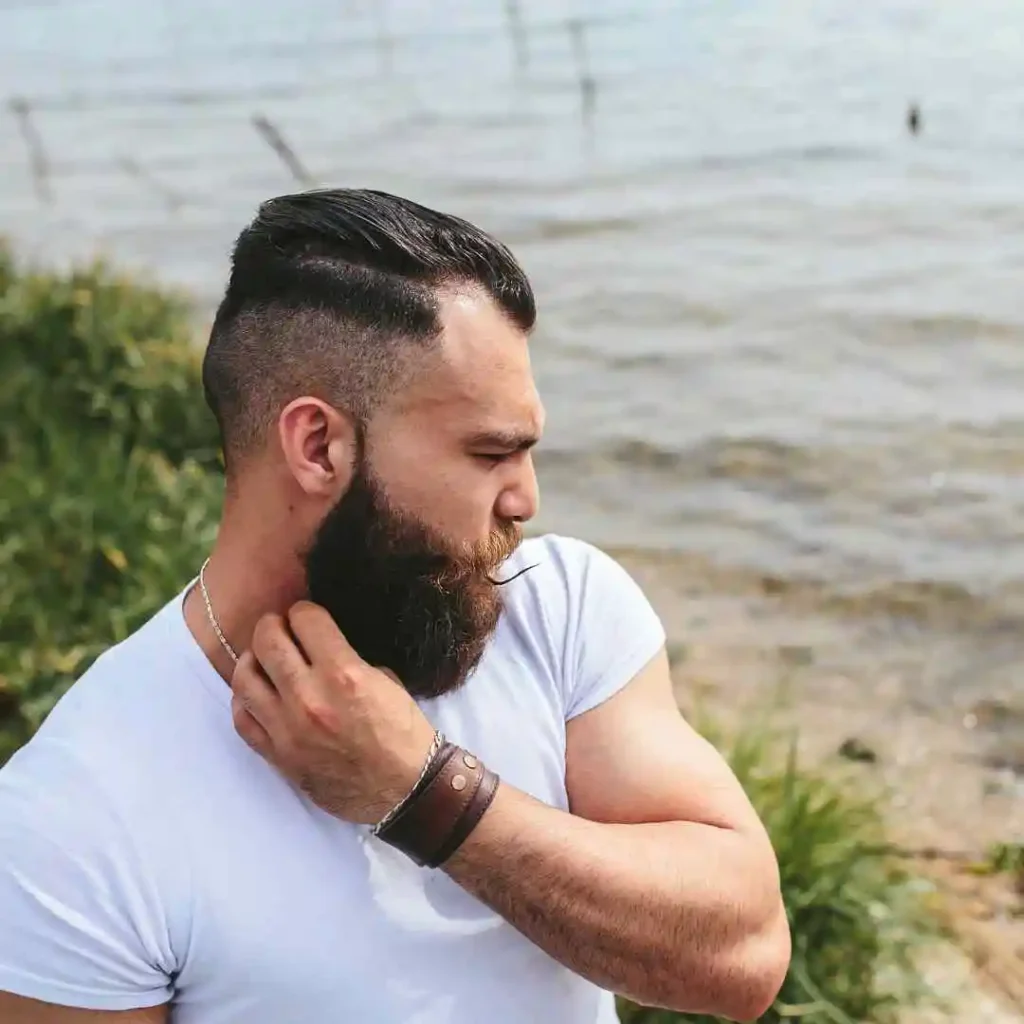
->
xmin=0 ymin=534 xmax=665 ymax=1023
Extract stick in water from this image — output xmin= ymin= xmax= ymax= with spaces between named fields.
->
xmin=505 ymin=0 xmax=528 ymax=73
xmin=567 ymin=19 xmax=596 ymax=125
xmin=252 ymin=114 xmax=315 ymax=188
xmin=119 ymin=157 xmax=184 ymax=212
xmin=9 ymin=97 xmax=52 ymax=204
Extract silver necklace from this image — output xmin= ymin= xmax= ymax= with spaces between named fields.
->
xmin=199 ymin=558 xmax=239 ymax=664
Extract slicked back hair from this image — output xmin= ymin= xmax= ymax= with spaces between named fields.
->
xmin=201 ymin=188 xmax=536 ymax=471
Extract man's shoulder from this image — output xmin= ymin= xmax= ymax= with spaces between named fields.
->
xmin=496 ymin=535 xmax=665 ymax=719
xmin=58 ymin=595 xmax=185 ymax=714
xmin=6 ymin=592 xmax=202 ymax=789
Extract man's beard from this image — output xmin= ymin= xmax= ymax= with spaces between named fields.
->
xmin=303 ymin=463 xmax=523 ymax=699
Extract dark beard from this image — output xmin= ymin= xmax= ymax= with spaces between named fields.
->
xmin=303 ymin=464 xmax=523 ymax=699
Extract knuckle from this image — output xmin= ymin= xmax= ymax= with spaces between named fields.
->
xmin=232 ymin=707 xmax=260 ymax=748
xmin=230 ymin=678 xmax=251 ymax=709
xmin=335 ymin=660 xmax=368 ymax=690
xmin=270 ymin=657 xmax=298 ymax=691
xmin=301 ymin=694 xmax=340 ymax=732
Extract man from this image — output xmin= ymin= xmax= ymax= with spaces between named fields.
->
xmin=0 ymin=189 xmax=789 ymax=1023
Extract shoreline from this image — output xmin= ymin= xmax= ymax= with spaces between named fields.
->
xmin=611 ymin=547 xmax=1024 ymax=1018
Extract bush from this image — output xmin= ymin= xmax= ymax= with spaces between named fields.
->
xmin=0 ymin=241 xmax=220 ymax=471
xmin=618 ymin=722 xmax=932 ymax=1024
xmin=0 ymin=242 xmax=223 ymax=762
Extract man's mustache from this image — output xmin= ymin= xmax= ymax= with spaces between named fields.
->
xmin=491 ymin=563 xmax=538 ymax=587
xmin=434 ymin=522 xmax=525 ymax=587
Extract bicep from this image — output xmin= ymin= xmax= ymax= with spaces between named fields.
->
xmin=0 ymin=992 xmax=167 ymax=1023
xmin=565 ymin=647 xmax=764 ymax=835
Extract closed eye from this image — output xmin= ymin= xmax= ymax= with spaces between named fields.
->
xmin=466 ymin=430 xmax=540 ymax=461
xmin=475 ymin=452 xmax=513 ymax=466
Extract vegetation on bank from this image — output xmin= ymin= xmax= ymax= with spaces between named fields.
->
xmin=0 ymin=244 xmax=935 ymax=1021
xmin=0 ymin=242 xmax=222 ymax=762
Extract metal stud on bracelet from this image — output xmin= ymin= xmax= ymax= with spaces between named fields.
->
xmin=429 ymin=763 xmax=500 ymax=867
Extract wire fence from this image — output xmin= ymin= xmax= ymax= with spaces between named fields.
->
xmin=10 ymin=2 xmax=684 ymax=107
xmin=4 ymin=0 xmax=1015 ymax=302
xmin=2 ymin=0 xmax=702 ymax=210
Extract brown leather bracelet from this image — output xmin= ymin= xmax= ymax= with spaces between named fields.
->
xmin=431 ymin=760 xmax=500 ymax=866
xmin=375 ymin=746 xmax=500 ymax=868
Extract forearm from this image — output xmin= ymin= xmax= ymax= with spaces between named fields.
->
xmin=444 ymin=784 xmax=788 ymax=1018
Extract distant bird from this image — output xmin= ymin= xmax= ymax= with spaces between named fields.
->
xmin=907 ymin=103 xmax=921 ymax=135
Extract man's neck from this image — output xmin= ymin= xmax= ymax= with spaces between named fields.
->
xmin=182 ymin=530 xmax=306 ymax=684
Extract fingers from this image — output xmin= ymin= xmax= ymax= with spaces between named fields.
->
xmin=231 ymin=693 xmax=273 ymax=755
xmin=230 ymin=649 xmax=284 ymax=740
xmin=287 ymin=601 xmax=360 ymax=667
xmin=251 ymin=612 xmax=311 ymax=697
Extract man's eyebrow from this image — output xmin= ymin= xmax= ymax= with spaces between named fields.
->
xmin=465 ymin=429 xmax=540 ymax=451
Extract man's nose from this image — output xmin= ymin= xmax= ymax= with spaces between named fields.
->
xmin=496 ymin=455 xmax=539 ymax=523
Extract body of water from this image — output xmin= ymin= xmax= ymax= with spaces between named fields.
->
xmin=3 ymin=0 xmax=1024 ymax=681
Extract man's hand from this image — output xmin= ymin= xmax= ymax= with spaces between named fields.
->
xmin=230 ymin=601 xmax=436 ymax=826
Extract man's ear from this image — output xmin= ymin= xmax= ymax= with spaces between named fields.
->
xmin=277 ymin=397 xmax=359 ymax=498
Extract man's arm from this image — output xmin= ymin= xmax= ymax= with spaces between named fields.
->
xmin=443 ymin=648 xmax=790 ymax=1021
xmin=0 ymin=993 xmax=166 ymax=1023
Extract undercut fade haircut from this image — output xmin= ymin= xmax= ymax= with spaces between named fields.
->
xmin=201 ymin=188 xmax=536 ymax=470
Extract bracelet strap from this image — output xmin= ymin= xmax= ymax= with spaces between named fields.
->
xmin=431 ymin=761 xmax=500 ymax=866
xmin=375 ymin=745 xmax=500 ymax=868
xmin=371 ymin=730 xmax=446 ymax=837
